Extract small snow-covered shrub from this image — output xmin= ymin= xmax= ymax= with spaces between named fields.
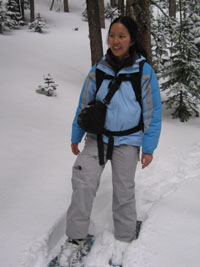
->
xmin=36 ymin=74 xmax=58 ymax=97
xmin=29 ymin=13 xmax=46 ymax=33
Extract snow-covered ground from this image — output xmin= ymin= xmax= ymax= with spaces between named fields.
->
xmin=0 ymin=1 xmax=200 ymax=266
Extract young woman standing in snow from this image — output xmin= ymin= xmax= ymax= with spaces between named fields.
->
xmin=59 ymin=16 xmax=162 ymax=266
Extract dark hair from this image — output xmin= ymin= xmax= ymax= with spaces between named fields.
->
xmin=108 ymin=16 xmax=148 ymax=59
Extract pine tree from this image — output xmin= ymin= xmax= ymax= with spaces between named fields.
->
xmin=28 ymin=13 xmax=45 ymax=33
xmin=151 ymin=12 xmax=169 ymax=74
xmin=161 ymin=0 xmax=200 ymax=121
xmin=190 ymin=2 xmax=200 ymax=51
xmin=0 ymin=0 xmax=4 ymax=33
xmin=36 ymin=74 xmax=58 ymax=97
xmin=5 ymin=0 xmax=24 ymax=29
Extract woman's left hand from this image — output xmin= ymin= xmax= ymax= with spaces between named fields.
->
xmin=141 ymin=153 xmax=153 ymax=169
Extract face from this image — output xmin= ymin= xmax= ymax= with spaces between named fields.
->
xmin=108 ymin=22 xmax=133 ymax=60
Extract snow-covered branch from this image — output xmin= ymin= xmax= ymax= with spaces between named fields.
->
xmin=150 ymin=0 xmax=168 ymax=18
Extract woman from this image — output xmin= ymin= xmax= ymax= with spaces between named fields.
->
xmin=61 ymin=16 xmax=162 ymax=266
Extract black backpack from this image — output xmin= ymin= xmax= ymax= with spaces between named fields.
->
xmin=78 ymin=61 xmax=145 ymax=165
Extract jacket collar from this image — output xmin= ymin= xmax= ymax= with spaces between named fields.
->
xmin=105 ymin=47 xmax=136 ymax=73
xmin=97 ymin=51 xmax=145 ymax=76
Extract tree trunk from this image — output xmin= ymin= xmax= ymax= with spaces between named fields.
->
xmin=169 ymin=0 xmax=176 ymax=17
xmin=128 ymin=0 xmax=152 ymax=64
xmin=16 ymin=0 xmax=20 ymax=10
xmin=16 ymin=0 xmax=24 ymax=19
xmin=64 ymin=0 xmax=69 ymax=12
xmin=126 ymin=0 xmax=133 ymax=17
xmin=98 ymin=0 xmax=105 ymax=28
xmin=50 ymin=0 xmax=55 ymax=11
xmin=21 ymin=0 xmax=25 ymax=21
xmin=110 ymin=0 xmax=116 ymax=8
xmin=30 ymin=0 xmax=35 ymax=22
xmin=118 ymin=0 xmax=124 ymax=16
xmin=179 ymin=0 xmax=183 ymax=49
xmin=86 ymin=0 xmax=103 ymax=66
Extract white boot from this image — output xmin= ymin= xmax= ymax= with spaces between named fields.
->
xmin=111 ymin=239 xmax=130 ymax=266
xmin=58 ymin=238 xmax=82 ymax=267
xmin=58 ymin=235 xmax=94 ymax=267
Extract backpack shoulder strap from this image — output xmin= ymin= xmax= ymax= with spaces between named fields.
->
xmin=95 ymin=64 xmax=114 ymax=99
xmin=130 ymin=60 xmax=145 ymax=106
xmin=95 ymin=68 xmax=105 ymax=95
xmin=130 ymin=60 xmax=145 ymax=131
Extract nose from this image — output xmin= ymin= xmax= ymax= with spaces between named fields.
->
xmin=113 ymin=36 xmax=120 ymax=44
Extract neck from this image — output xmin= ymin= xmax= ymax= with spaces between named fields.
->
xmin=106 ymin=48 xmax=136 ymax=72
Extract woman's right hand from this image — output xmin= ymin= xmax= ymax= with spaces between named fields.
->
xmin=71 ymin=143 xmax=80 ymax=155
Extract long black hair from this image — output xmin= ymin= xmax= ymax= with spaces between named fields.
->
xmin=108 ymin=16 xmax=148 ymax=59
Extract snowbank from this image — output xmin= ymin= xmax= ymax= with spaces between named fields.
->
xmin=0 ymin=1 xmax=200 ymax=266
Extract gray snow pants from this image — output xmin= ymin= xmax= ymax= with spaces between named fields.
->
xmin=66 ymin=136 xmax=139 ymax=242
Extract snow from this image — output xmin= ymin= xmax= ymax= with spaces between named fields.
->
xmin=0 ymin=1 xmax=200 ymax=266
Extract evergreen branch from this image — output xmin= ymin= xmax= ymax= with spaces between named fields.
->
xmin=150 ymin=0 xmax=179 ymax=39
xmin=150 ymin=0 xmax=168 ymax=18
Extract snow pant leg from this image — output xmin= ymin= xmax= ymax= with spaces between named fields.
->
xmin=111 ymin=145 xmax=139 ymax=242
xmin=66 ymin=136 xmax=106 ymax=239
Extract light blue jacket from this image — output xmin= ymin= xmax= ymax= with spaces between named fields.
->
xmin=71 ymin=55 xmax=162 ymax=155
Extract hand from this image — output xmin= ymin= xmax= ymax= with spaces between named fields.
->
xmin=71 ymin=143 xmax=80 ymax=155
xmin=141 ymin=153 xmax=153 ymax=169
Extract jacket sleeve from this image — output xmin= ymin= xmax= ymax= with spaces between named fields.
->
xmin=141 ymin=63 xmax=162 ymax=154
xmin=71 ymin=64 xmax=97 ymax=144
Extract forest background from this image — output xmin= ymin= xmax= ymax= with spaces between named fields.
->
xmin=1 ymin=0 xmax=200 ymax=121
